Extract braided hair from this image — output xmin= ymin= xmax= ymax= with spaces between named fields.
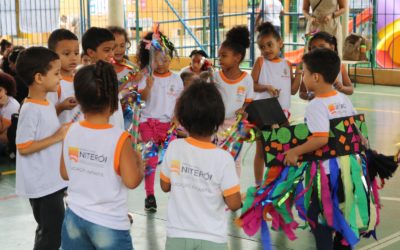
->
xmin=74 ymin=61 xmax=119 ymax=115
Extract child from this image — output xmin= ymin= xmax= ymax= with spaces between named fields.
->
xmin=137 ymin=31 xmax=184 ymax=212
xmin=180 ymin=71 xmax=197 ymax=89
xmin=298 ymin=32 xmax=354 ymax=100
xmin=15 ymin=47 xmax=68 ymax=249
xmin=0 ymin=72 xmax=19 ymax=144
xmin=108 ymin=26 xmax=143 ymax=129
xmin=251 ymin=22 xmax=300 ymax=185
xmin=284 ymin=48 xmax=357 ymax=249
xmin=82 ymin=27 xmax=124 ymax=130
xmin=180 ymin=49 xmax=211 ymax=75
xmin=60 ymin=61 xmax=143 ymax=250
xmin=80 ymin=51 xmax=91 ymax=67
xmin=47 ymin=29 xmax=81 ymax=124
xmin=214 ymin=25 xmax=254 ymax=177
xmin=6 ymin=47 xmax=28 ymax=103
xmin=161 ymin=79 xmax=242 ymax=250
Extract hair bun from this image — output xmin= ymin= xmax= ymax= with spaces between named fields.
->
xmin=226 ymin=26 xmax=250 ymax=49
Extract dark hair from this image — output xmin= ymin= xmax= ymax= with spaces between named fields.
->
xmin=220 ymin=26 xmax=250 ymax=62
xmin=176 ymin=79 xmax=225 ymax=137
xmin=16 ymin=47 xmax=60 ymax=86
xmin=302 ymin=48 xmax=341 ymax=84
xmin=137 ymin=31 xmax=176 ymax=69
xmin=189 ymin=49 xmax=208 ymax=58
xmin=74 ymin=61 xmax=119 ymax=114
xmin=48 ymin=29 xmax=78 ymax=51
xmin=180 ymin=71 xmax=196 ymax=83
xmin=108 ymin=26 xmax=131 ymax=49
xmin=82 ymin=27 xmax=115 ymax=54
xmin=257 ymin=22 xmax=281 ymax=40
xmin=8 ymin=46 xmax=25 ymax=64
xmin=308 ymin=31 xmax=338 ymax=53
xmin=0 ymin=72 xmax=17 ymax=97
xmin=0 ymin=39 xmax=12 ymax=55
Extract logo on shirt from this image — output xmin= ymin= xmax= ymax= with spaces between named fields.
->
xmin=170 ymin=161 xmax=213 ymax=181
xmin=68 ymin=147 xmax=108 ymax=164
xmin=328 ymin=103 xmax=348 ymax=115
xmin=170 ymin=160 xmax=181 ymax=175
xmin=167 ymin=84 xmax=179 ymax=97
xmin=236 ymin=86 xmax=246 ymax=102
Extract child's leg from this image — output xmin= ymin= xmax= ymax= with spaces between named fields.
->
xmin=29 ymin=188 xmax=65 ymax=250
xmin=61 ymin=208 xmax=96 ymax=250
xmin=86 ymin=219 xmax=133 ymax=250
xmin=254 ymin=140 xmax=265 ymax=185
xmin=307 ymin=190 xmax=334 ymax=250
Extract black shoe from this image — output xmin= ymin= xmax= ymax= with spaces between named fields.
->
xmin=145 ymin=195 xmax=157 ymax=212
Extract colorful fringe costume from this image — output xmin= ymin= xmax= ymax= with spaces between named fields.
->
xmin=238 ymin=114 xmax=383 ymax=249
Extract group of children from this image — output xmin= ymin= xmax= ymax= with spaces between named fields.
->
xmin=10 ymin=19 xmax=369 ymax=250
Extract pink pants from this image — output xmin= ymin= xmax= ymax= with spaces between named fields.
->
xmin=139 ymin=119 xmax=170 ymax=196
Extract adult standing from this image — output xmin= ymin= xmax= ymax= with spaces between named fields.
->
xmin=256 ymin=0 xmax=284 ymax=35
xmin=303 ymin=0 xmax=346 ymax=56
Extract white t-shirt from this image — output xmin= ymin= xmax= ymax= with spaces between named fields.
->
xmin=138 ymin=72 xmax=184 ymax=123
xmin=254 ymin=57 xmax=292 ymax=111
xmin=259 ymin=0 xmax=283 ymax=27
xmin=160 ymin=137 xmax=240 ymax=243
xmin=16 ymin=99 xmax=67 ymax=198
xmin=63 ymin=121 xmax=131 ymax=230
xmin=0 ymin=96 xmax=20 ymax=128
xmin=57 ymin=77 xmax=83 ymax=124
xmin=305 ymin=90 xmax=357 ymax=174
xmin=214 ymin=71 xmax=254 ymax=119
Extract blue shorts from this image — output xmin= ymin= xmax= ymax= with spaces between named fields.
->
xmin=61 ymin=208 xmax=133 ymax=250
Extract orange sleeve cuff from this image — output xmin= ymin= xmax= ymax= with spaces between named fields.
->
xmin=223 ymin=185 xmax=240 ymax=197
xmin=245 ymin=98 xmax=253 ymax=103
xmin=1 ymin=117 xmax=11 ymax=128
xmin=312 ymin=132 xmax=329 ymax=137
xmin=114 ymin=132 xmax=131 ymax=176
xmin=160 ymin=172 xmax=171 ymax=184
xmin=17 ymin=140 xmax=34 ymax=149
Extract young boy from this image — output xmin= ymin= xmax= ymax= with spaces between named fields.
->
xmin=15 ymin=47 xmax=68 ymax=249
xmin=47 ymin=29 xmax=81 ymax=124
xmin=81 ymin=27 xmax=124 ymax=129
xmin=160 ymin=79 xmax=242 ymax=250
xmin=284 ymin=48 xmax=356 ymax=249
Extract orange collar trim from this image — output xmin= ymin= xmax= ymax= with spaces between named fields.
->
xmin=79 ymin=120 xmax=113 ymax=129
xmin=25 ymin=98 xmax=49 ymax=106
xmin=316 ymin=90 xmax=338 ymax=98
xmin=185 ymin=137 xmax=216 ymax=149
xmin=219 ymin=71 xmax=247 ymax=84
xmin=153 ymin=71 xmax=172 ymax=78
xmin=62 ymin=75 xmax=74 ymax=82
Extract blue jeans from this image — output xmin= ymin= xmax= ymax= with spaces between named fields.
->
xmin=61 ymin=208 xmax=133 ymax=250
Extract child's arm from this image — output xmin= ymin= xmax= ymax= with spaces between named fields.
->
xmin=119 ymin=136 xmax=144 ymax=189
xmin=140 ymin=76 xmax=154 ymax=101
xmin=60 ymin=150 xmax=69 ymax=180
xmin=334 ymin=65 xmax=354 ymax=95
xmin=55 ymin=97 xmax=78 ymax=115
xmin=291 ymin=63 xmax=302 ymax=95
xmin=224 ymin=192 xmax=242 ymax=211
xmin=160 ymin=179 xmax=171 ymax=192
xmin=18 ymin=125 xmax=68 ymax=155
xmin=299 ymin=82 xmax=313 ymax=100
xmin=251 ymin=58 xmax=279 ymax=96
xmin=284 ymin=136 xmax=329 ymax=165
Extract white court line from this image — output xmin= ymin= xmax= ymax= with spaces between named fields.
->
xmin=358 ymin=231 xmax=400 ymax=250
xmin=380 ymin=197 xmax=400 ymax=202
xmin=354 ymin=91 xmax=400 ymax=98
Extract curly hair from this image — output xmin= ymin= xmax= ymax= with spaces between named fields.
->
xmin=220 ymin=26 xmax=250 ymax=62
xmin=0 ymin=72 xmax=17 ymax=97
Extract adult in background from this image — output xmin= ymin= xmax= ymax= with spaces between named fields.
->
xmin=256 ymin=0 xmax=284 ymax=35
xmin=303 ymin=0 xmax=346 ymax=56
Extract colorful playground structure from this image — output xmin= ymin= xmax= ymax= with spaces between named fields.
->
xmin=285 ymin=0 xmax=400 ymax=68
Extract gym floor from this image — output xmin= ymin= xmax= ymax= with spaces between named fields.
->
xmin=1 ymin=84 xmax=399 ymax=250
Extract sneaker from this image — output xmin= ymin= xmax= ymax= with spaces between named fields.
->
xmin=145 ymin=195 xmax=157 ymax=212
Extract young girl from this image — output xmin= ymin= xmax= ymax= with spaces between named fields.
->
xmin=180 ymin=49 xmax=212 ymax=76
xmin=214 ymin=25 xmax=254 ymax=177
xmin=137 ymin=31 xmax=184 ymax=212
xmin=0 ymin=72 xmax=20 ymax=145
xmin=108 ymin=26 xmax=143 ymax=129
xmin=298 ymin=31 xmax=354 ymax=100
xmin=161 ymin=79 xmax=241 ymax=250
xmin=60 ymin=61 xmax=143 ymax=249
xmin=251 ymin=22 xmax=300 ymax=185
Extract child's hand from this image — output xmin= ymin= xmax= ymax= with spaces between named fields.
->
xmin=60 ymin=97 xmax=78 ymax=111
xmin=134 ymin=72 xmax=144 ymax=82
xmin=266 ymin=85 xmax=280 ymax=97
xmin=145 ymin=76 xmax=154 ymax=90
xmin=333 ymin=80 xmax=344 ymax=91
xmin=53 ymin=124 xmax=69 ymax=142
xmin=283 ymin=149 xmax=299 ymax=166
xmin=235 ymin=108 xmax=248 ymax=119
